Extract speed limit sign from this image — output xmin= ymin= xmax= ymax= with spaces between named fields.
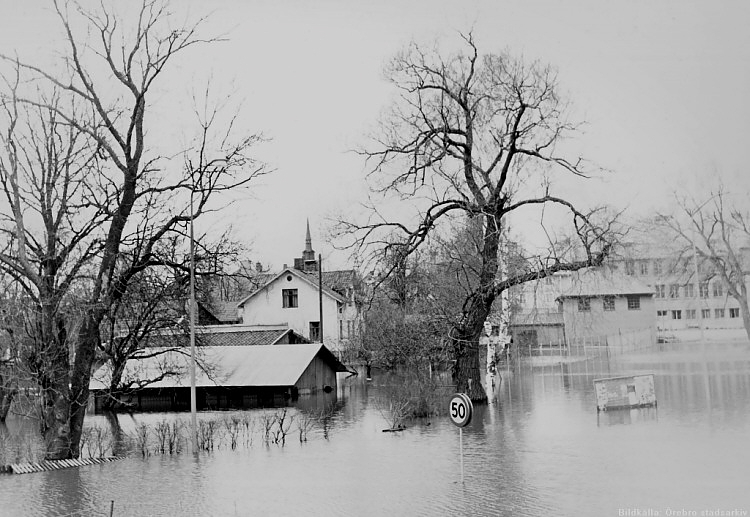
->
xmin=449 ymin=393 xmax=473 ymax=427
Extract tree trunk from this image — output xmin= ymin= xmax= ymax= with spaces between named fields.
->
xmin=103 ymin=411 xmax=127 ymax=456
xmin=41 ymin=384 xmax=71 ymax=460
xmin=453 ymin=336 xmax=487 ymax=402
xmin=38 ymin=310 xmax=73 ymax=460
xmin=38 ymin=341 xmax=72 ymax=459
xmin=0 ymin=385 xmax=17 ymax=422
xmin=101 ymin=360 xmax=127 ymax=412
xmin=68 ymin=315 xmax=101 ymax=458
xmin=451 ymin=214 xmax=501 ymax=402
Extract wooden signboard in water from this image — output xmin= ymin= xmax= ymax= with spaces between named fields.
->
xmin=593 ymin=374 xmax=656 ymax=411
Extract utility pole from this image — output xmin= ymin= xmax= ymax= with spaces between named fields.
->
xmin=189 ymin=190 xmax=198 ymax=454
xmin=319 ymin=254 xmax=323 ymax=343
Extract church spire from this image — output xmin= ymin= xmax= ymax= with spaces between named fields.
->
xmin=305 ymin=218 xmax=313 ymax=253
xmin=294 ymin=219 xmax=317 ymax=272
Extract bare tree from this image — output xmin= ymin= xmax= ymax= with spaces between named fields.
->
xmin=0 ymin=0 xmax=266 ymax=458
xmin=0 ymin=287 xmax=27 ymax=422
xmin=97 ymin=231 xmax=245 ymax=410
xmin=0 ymin=83 xmax=103 ymax=451
xmin=339 ymin=34 xmax=617 ymax=401
xmin=659 ymin=187 xmax=750 ymax=343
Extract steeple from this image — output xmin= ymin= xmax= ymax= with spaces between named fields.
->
xmin=294 ymin=219 xmax=318 ymax=272
xmin=304 ymin=218 xmax=313 ymax=254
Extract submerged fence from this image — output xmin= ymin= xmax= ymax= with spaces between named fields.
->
xmin=516 ymin=328 xmax=656 ymax=359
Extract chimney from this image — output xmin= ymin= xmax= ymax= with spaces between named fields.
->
xmin=255 ymin=261 xmax=262 ymax=273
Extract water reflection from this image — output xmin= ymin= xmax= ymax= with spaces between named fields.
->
xmin=596 ymin=406 xmax=659 ymax=427
xmin=1 ymin=348 xmax=749 ymax=516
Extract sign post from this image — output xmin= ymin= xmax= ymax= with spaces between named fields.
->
xmin=449 ymin=393 xmax=473 ymax=483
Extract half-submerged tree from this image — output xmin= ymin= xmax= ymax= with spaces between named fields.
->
xmin=0 ymin=0 xmax=266 ymax=458
xmin=341 ymin=34 xmax=618 ymax=401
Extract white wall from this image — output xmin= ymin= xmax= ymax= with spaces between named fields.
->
xmin=238 ymin=271 xmax=345 ymax=351
xmin=562 ymin=294 xmax=656 ymax=342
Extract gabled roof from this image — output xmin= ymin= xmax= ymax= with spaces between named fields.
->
xmin=89 ymin=343 xmax=348 ymax=390
xmin=201 ymin=300 xmax=241 ymax=324
xmin=319 ymin=270 xmax=357 ymax=295
xmin=236 ymin=268 xmax=345 ymax=307
xmin=557 ymin=269 xmax=654 ymax=298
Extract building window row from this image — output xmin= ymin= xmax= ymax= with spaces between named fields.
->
xmin=655 ymin=282 xmax=726 ymax=299
xmin=657 ymin=307 xmax=740 ymax=319
xmin=577 ymin=295 xmax=640 ymax=312
xmin=625 ymin=258 xmax=724 ymax=278
xmin=625 ymin=259 xmax=662 ymax=276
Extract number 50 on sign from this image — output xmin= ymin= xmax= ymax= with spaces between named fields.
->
xmin=449 ymin=393 xmax=473 ymax=427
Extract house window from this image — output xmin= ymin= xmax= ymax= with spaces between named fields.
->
xmin=603 ymin=296 xmax=615 ymax=311
xmin=627 ymin=296 xmax=640 ymax=310
xmin=577 ymin=298 xmax=591 ymax=312
xmin=339 ymin=320 xmax=344 ymax=339
xmin=699 ymin=283 xmax=709 ymax=299
xmin=685 ymin=309 xmax=696 ymax=320
xmin=701 ymin=309 xmax=711 ymax=319
xmin=639 ymin=261 xmax=649 ymax=276
xmin=655 ymin=284 xmax=666 ymax=298
xmin=653 ymin=260 xmax=662 ymax=275
xmin=671 ymin=310 xmax=682 ymax=320
xmin=309 ymin=321 xmax=321 ymax=341
xmin=625 ymin=260 xmax=635 ymax=276
xmin=713 ymin=282 xmax=723 ymax=297
xmin=729 ymin=308 xmax=740 ymax=318
xmin=657 ymin=310 xmax=668 ymax=317
xmin=684 ymin=284 xmax=695 ymax=298
xmin=715 ymin=308 xmax=725 ymax=319
xmin=282 ymin=289 xmax=298 ymax=308
xmin=669 ymin=284 xmax=680 ymax=298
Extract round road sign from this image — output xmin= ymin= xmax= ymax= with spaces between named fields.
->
xmin=449 ymin=393 xmax=473 ymax=427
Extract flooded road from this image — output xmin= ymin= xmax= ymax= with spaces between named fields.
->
xmin=1 ymin=346 xmax=749 ymax=516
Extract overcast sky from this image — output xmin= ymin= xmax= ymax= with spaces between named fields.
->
xmin=2 ymin=0 xmax=749 ymax=270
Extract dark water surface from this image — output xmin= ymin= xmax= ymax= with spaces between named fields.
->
xmin=1 ymin=347 xmax=749 ymax=516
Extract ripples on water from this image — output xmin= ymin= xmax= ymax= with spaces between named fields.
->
xmin=1 ymin=347 xmax=749 ymax=516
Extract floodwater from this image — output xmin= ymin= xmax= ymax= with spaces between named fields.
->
xmin=1 ymin=344 xmax=749 ymax=517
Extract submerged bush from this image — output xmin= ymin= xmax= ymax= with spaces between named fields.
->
xmin=0 ymin=408 xmax=338 ymax=464
xmin=375 ymin=373 xmax=451 ymax=429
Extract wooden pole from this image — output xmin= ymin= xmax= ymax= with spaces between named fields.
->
xmin=318 ymin=254 xmax=323 ymax=343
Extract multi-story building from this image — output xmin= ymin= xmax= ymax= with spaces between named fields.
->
xmin=508 ymin=267 xmax=656 ymax=350
xmin=614 ymin=227 xmax=750 ymax=336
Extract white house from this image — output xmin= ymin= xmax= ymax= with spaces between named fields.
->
xmin=201 ymin=221 xmax=362 ymax=356
xmin=236 ymin=267 xmax=350 ymax=353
